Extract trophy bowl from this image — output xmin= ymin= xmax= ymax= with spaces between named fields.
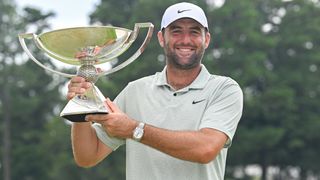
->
xmin=19 ymin=23 xmax=154 ymax=122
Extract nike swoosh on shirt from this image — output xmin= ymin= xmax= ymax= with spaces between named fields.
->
xmin=192 ymin=99 xmax=206 ymax=104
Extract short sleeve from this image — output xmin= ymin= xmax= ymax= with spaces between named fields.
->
xmin=92 ymin=123 xmax=125 ymax=151
xmin=199 ymin=78 xmax=243 ymax=148
xmin=91 ymin=87 xmax=129 ymax=150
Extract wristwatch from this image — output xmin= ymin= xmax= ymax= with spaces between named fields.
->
xmin=133 ymin=122 xmax=145 ymax=142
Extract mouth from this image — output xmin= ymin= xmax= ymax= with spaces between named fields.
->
xmin=175 ymin=46 xmax=195 ymax=57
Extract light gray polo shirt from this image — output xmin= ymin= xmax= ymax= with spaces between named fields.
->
xmin=93 ymin=65 xmax=243 ymax=180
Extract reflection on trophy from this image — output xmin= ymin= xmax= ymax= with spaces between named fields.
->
xmin=18 ymin=23 xmax=154 ymax=122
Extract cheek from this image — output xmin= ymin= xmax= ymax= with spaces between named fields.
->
xmin=160 ymin=41 xmax=166 ymax=48
xmin=162 ymin=38 xmax=172 ymax=49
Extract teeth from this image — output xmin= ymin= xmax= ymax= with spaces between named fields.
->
xmin=177 ymin=48 xmax=193 ymax=52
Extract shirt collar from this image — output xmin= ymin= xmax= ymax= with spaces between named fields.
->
xmin=155 ymin=64 xmax=211 ymax=90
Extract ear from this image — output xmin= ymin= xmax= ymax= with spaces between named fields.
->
xmin=157 ymin=31 xmax=165 ymax=47
xmin=204 ymin=32 xmax=211 ymax=49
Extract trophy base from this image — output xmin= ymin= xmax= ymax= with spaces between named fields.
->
xmin=60 ymin=85 xmax=109 ymax=122
xmin=62 ymin=112 xmax=108 ymax=122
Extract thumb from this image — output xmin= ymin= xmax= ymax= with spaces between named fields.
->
xmin=105 ymin=98 xmax=121 ymax=113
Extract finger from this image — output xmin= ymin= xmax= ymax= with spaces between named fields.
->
xmin=67 ymin=92 xmax=76 ymax=100
xmin=96 ymin=67 xmax=102 ymax=73
xmin=75 ymin=52 xmax=87 ymax=58
xmin=80 ymin=82 xmax=92 ymax=89
xmin=66 ymin=87 xmax=85 ymax=100
xmin=85 ymin=114 xmax=109 ymax=123
xmin=68 ymin=80 xmax=91 ymax=90
xmin=70 ymin=76 xmax=86 ymax=83
xmin=105 ymin=98 xmax=121 ymax=113
xmin=68 ymin=86 xmax=87 ymax=94
xmin=68 ymin=79 xmax=83 ymax=89
xmin=67 ymin=84 xmax=91 ymax=100
xmin=70 ymin=77 xmax=91 ymax=86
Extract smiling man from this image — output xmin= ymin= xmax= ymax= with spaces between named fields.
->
xmin=67 ymin=2 xmax=243 ymax=180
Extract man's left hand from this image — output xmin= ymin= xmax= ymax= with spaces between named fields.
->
xmin=85 ymin=98 xmax=137 ymax=139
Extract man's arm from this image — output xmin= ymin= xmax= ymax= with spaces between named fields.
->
xmin=86 ymin=98 xmax=228 ymax=164
xmin=71 ymin=122 xmax=113 ymax=167
xmin=141 ymin=126 xmax=227 ymax=164
xmin=67 ymin=76 xmax=113 ymax=167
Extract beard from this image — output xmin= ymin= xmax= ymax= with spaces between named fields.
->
xmin=164 ymin=43 xmax=205 ymax=70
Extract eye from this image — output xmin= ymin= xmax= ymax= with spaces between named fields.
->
xmin=171 ymin=29 xmax=182 ymax=34
xmin=190 ymin=30 xmax=201 ymax=35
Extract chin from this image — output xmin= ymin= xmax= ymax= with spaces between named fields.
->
xmin=173 ymin=62 xmax=199 ymax=70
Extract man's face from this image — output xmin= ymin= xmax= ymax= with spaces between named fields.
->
xmin=158 ymin=18 xmax=210 ymax=70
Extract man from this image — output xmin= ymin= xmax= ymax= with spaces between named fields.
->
xmin=67 ymin=2 xmax=243 ymax=180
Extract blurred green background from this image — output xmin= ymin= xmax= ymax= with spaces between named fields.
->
xmin=1 ymin=0 xmax=319 ymax=179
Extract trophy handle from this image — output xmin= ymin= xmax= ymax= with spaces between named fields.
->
xmin=18 ymin=33 xmax=75 ymax=78
xmin=99 ymin=22 xmax=154 ymax=76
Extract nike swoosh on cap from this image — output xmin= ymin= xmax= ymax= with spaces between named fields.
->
xmin=177 ymin=9 xmax=191 ymax=13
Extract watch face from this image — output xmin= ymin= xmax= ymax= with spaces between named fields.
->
xmin=134 ymin=129 xmax=143 ymax=139
xmin=133 ymin=122 xmax=145 ymax=141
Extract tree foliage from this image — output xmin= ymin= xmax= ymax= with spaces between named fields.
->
xmin=0 ymin=0 xmax=64 ymax=179
xmin=1 ymin=0 xmax=319 ymax=179
xmin=210 ymin=0 xmax=320 ymax=179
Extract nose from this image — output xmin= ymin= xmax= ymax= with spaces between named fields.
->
xmin=180 ymin=32 xmax=192 ymax=45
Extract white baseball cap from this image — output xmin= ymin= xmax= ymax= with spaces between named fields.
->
xmin=160 ymin=2 xmax=208 ymax=30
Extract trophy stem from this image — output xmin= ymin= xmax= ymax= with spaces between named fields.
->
xmin=60 ymin=85 xmax=108 ymax=122
xmin=77 ymin=64 xmax=99 ymax=83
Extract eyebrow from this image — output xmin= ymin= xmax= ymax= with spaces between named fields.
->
xmin=168 ymin=25 xmax=181 ymax=30
xmin=168 ymin=25 xmax=202 ymax=31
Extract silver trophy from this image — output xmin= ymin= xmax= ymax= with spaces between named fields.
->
xmin=18 ymin=23 xmax=154 ymax=122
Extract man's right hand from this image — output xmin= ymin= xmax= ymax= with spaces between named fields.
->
xmin=67 ymin=76 xmax=92 ymax=100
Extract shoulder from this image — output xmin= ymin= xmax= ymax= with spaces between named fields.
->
xmin=114 ymin=74 xmax=157 ymax=107
xmin=205 ymin=75 xmax=243 ymax=102
xmin=209 ymin=75 xmax=241 ymax=90
xmin=127 ymin=74 xmax=156 ymax=87
xmin=122 ymin=73 xmax=158 ymax=93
